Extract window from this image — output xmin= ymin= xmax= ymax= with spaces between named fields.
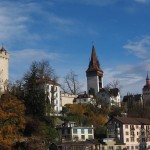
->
xmin=137 ymin=132 xmax=138 ymax=135
xmin=102 ymin=147 xmax=105 ymax=150
xmin=136 ymin=125 xmax=138 ymax=129
xmin=142 ymin=138 xmax=145 ymax=142
xmin=137 ymin=138 xmax=139 ymax=142
xmin=130 ymin=125 xmax=134 ymax=130
xmin=73 ymin=129 xmax=77 ymax=134
xmin=117 ymin=146 xmax=121 ymax=150
xmin=126 ymin=131 xmax=129 ymax=135
xmin=88 ymin=129 xmax=93 ymax=134
xmin=126 ymin=138 xmax=129 ymax=142
xmin=67 ymin=129 xmax=70 ymax=134
xmin=81 ymin=135 xmax=85 ymax=140
xmin=62 ymin=129 xmax=65 ymax=134
xmin=131 ymin=137 xmax=134 ymax=142
xmin=130 ymin=131 xmax=134 ymax=136
xmin=81 ymin=129 xmax=84 ymax=134
xmin=127 ymin=146 xmax=129 ymax=150
xmin=88 ymin=135 xmax=93 ymax=139
xmin=108 ymin=146 xmax=114 ymax=150
xmin=135 ymin=146 xmax=138 ymax=149
xmin=131 ymin=146 xmax=134 ymax=149
xmin=125 ymin=125 xmax=128 ymax=129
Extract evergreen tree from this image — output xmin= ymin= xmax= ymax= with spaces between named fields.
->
xmin=23 ymin=60 xmax=57 ymax=117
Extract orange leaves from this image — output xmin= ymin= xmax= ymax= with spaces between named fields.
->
xmin=0 ymin=92 xmax=26 ymax=150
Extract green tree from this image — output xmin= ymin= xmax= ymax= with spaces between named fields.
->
xmin=23 ymin=60 xmax=57 ymax=117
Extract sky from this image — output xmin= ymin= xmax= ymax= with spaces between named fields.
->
xmin=1 ymin=0 xmax=150 ymax=97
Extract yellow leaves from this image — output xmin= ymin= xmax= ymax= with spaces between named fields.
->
xmin=67 ymin=104 xmax=107 ymax=128
xmin=69 ymin=104 xmax=85 ymax=116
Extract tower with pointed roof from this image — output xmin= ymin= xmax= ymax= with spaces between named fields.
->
xmin=143 ymin=73 xmax=150 ymax=106
xmin=0 ymin=46 xmax=9 ymax=93
xmin=86 ymin=45 xmax=103 ymax=94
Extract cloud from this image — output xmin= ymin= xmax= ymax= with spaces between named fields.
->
xmin=123 ymin=36 xmax=150 ymax=59
xmin=9 ymin=49 xmax=64 ymax=81
xmin=0 ymin=1 xmax=42 ymax=43
xmin=103 ymin=59 xmax=150 ymax=96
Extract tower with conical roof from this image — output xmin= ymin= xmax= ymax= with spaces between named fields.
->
xmin=86 ymin=45 xmax=103 ymax=94
xmin=143 ymin=73 xmax=150 ymax=106
xmin=0 ymin=46 xmax=9 ymax=93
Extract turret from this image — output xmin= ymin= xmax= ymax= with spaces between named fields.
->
xmin=86 ymin=45 xmax=103 ymax=94
xmin=0 ymin=46 xmax=9 ymax=93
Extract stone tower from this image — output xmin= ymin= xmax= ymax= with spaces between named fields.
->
xmin=143 ymin=73 xmax=150 ymax=106
xmin=86 ymin=45 xmax=103 ymax=95
xmin=0 ymin=46 xmax=9 ymax=93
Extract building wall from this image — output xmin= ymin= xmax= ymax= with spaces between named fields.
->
xmin=74 ymin=97 xmax=94 ymax=104
xmin=46 ymin=84 xmax=62 ymax=114
xmin=107 ymin=119 xmax=150 ymax=150
xmin=58 ymin=126 xmax=94 ymax=142
xmin=143 ymin=88 xmax=150 ymax=105
xmin=61 ymin=93 xmax=77 ymax=106
xmin=87 ymin=75 xmax=100 ymax=94
xmin=71 ymin=127 xmax=94 ymax=141
xmin=0 ymin=50 xmax=9 ymax=93
xmin=123 ymin=124 xmax=150 ymax=150
xmin=110 ymin=93 xmax=121 ymax=106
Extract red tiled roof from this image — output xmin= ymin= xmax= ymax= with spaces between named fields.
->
xmin=86 ymin=46 xmax=103 ymax=76
xmin=114 ymin=116 xmax=150 ymax=125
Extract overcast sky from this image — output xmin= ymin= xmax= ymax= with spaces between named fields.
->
xmin=1 ymin=0 xmax=150 ymax=96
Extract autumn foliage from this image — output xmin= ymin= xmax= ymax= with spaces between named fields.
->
xmin=0 ymin=92 xmax=26 ymax=150
xmin=65 ymin=104 xmax=107 ymax=128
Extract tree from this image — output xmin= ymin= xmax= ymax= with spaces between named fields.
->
xmin=105 ymin=79 xmax=122 ymax=91
xmin=0 ymin=92 xmax=26 ymax=150
xmin=23 ymin=60 xmax=57 ymax=117
xmin=61 ymin=70 xmax=82 ymax=95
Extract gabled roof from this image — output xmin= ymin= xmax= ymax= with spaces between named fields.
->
xmin=98 ymin=88 xmax=110 ymax=95
xmin=0 ymin=46 xmax=6 ymax=52
xmin=86 ymin=45 xmax=103 ymax=76
xmin=113 ymin=116 xmax=150 ymax=125
xmin=109 ymin=88 xmax=119 ymax=97
xmin=98 ymin=88 xmax=119 ymax=97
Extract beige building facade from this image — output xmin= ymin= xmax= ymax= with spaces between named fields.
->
xmin=107 ymin=116 xmax=150 ymax=150
xmin=61 ymin=93 xmax=77 ymax=106
xmin=0 ymin=46 xmax=9 ymax=93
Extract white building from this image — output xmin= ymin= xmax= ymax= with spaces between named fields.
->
xmin=0 ymin=46 xmax=9 ymax=93
xmin=73 ymin=92 xmax=95 ymax=104
xmin=107 ymin=116 xmax=150 ymax=150
xmin=36 ymin=79 xmax=62 ymax=115
xmin=56 ymin=121 xmax=94 ymax=142
xmin=97 ymin=88 xmax=121 ymax=107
